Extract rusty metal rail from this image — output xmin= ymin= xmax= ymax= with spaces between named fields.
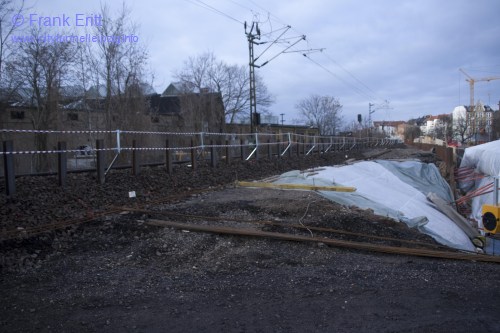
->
xmin=119 ymin=207 xmax=451 ymax=251
xmin=147 ymin=219 xmax=500 ymax=264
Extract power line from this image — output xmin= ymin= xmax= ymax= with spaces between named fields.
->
xmin=184 ymin=0 xmax=392 ymax=112
xmin=239 ymin=0 xmax=389 ymax=104
xmin=321 ymin=52 xmax=383 ymax=102
xmin=185 ymin=0 xmax=244 ymax=24
xmin=259 ymin=35 xmax=305 ymax=67
xmin=303 ymin=54 xmax=375 ymax=101
xmin=254 ymin=25 xmax=291 ymax=63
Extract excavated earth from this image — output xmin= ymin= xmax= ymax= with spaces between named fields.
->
xmin=1 ymin=146 xmax=500 ymax=333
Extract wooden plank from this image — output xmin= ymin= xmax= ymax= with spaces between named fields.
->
xmin=236 ymin=181 xmax=356 ymax=192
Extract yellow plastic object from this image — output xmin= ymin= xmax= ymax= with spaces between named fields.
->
xmin=482 ymin=205 xmax=500 ymax=234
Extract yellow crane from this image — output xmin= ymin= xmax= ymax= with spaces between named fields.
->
xmin=459 ymin=68 xmax=500 ymax=141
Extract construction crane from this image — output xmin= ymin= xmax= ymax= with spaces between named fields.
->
xmin=459 ymin=68 xmax=500 ymax=112
xmin=459 ymin=68 xmax=500 ymax=142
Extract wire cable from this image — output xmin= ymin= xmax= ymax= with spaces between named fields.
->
xmin=303 ymin=53 xmax=375 ymax=101
xmin=185 ymin=0 xmax=244 ymax=24
xmin=241 ymin=0 xmax=389 ymax=105
xmin=298 ymin=200 xmax=316 ymax=237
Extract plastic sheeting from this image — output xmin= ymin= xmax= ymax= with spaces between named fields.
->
xmin=274 ymin=160 xmax=475 ymax=252
xmin=459 ymin=140 xmax=500 ymax=225
xmin=460 ymin=140 xmax=500 ymax=178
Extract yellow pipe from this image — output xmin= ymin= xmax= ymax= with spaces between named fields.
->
xmin=236 ymin=181 xmax=356 ymax=192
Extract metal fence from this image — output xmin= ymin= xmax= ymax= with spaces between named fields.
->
xmin=1 ymin=128 xmax=401 ymax=195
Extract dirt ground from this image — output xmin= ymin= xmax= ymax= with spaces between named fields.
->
xmin=1 ymin=147 xmax=500 ymax=332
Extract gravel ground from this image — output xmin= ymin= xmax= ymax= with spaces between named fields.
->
xmin=1 ymin=146 xmax=500 ymax=333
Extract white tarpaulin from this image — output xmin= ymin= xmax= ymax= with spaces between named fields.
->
xmin=274 ymin=160 xmax=475 ymax=252
xmin=460 ymin=140 xmax=500 ymax=179
xmin=459 ymin=140 xmax=500 ymax=224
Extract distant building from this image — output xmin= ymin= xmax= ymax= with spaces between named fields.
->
xmin=0 ymin=82 xmax=226 ymax=174
xmin=452 ymin=102 xmax=495 ymax=143
xmin=419 ymin=114 xmax=451 ymax=138
xmin=1 ymin=82 xmax=225 ymax=133
xmin=372 ymin=121 xmax=406 ymax=140
xmin=149 ymin=82 xmax=225 ymax=133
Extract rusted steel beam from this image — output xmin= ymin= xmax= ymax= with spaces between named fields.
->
xmin=147 ymin=219 xmax=500 ymax=263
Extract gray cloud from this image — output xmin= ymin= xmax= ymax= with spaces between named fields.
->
xmin=24 ymin=0 xmax=500 ymax=125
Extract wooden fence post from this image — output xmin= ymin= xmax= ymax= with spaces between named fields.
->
xmin=96 ymin=139 xmax=105 ymax=185
xmin=240 ymin=139 xmax=245 ymax=160
xmin=57 ymin=141 xmax=67 ymax=187
xmin=267 ymin=139 xmax=272 ymax=159
xmin=225 ymin=140 xmax=231 ymax=165
xmin=166 ymin=139 xmax=173 ymax=174
xmin=3 ymin=140 xmax=15 ymax=196
xmin=210 ymin=140 xmax=217 ymax=167
xmin=254 ymin=139 xmax=259 ymax=161
xmin=132 ymin=140 xmax=140 ymax=176
xmin=190 ymin=139 xmax=196 ymax=170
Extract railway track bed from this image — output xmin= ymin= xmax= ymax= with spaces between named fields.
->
xmin=2 ymin=147 xmax=500 ymax=332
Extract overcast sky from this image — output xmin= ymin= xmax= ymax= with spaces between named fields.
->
xmin=19 ymin=0 xmax=500 ymax=126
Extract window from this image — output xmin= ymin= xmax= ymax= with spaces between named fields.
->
xmin=67 ymin=113 xmax=78 ymax=121
xmin=10 ymin=111 xmax=25 ymax=119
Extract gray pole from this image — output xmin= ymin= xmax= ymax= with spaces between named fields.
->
xmin=245 ymin=21 xmax=260 ymax=134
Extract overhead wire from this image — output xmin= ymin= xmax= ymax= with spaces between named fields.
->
xmin=254 ymin=25 xmax=291 ymax=63
xmin=185 ymin=0 xmax=390 ymax=108
xmin=185 ymin=0 xmax=244 ymax=24
xmin=238 ymin=0 xmax=389 ymax=105
xmin=322 ymin=52 xmax=383 ymax=102
xmin=303 ymin=53 xmax=375 ymax=101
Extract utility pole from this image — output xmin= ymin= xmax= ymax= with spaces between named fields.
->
xmin=280 ymin=113 xmax=285 ymax=126
xmin=244 ymin=21 xmax=306 ymax=133
xmin=368 ymin=103 xmax=375 ymax=128
xmin=245 ymin=21 xmax=261 ymax=133
xmin=368 ymin=102 xmax=376 ymax=138
xmin=368 ymin=101 xmax=392 ymax=137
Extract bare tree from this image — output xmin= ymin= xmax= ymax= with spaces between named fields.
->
xmin=0 ymin=0 xmax=26 ymax=101
xmin=0 ymin=0 xmax=26 ymax=83
xmin=492 ymin=110 xmax=500 ymax=140
xmin=296 ymin=94 xmax=343 ymax=135
xmin=403 ymin=124 xmax=421 ymax=142
xmin=85 ymin=2 xmax=150 ymax=130
xmin=175 ymin=51 xmax=275 ymax=123
xmin=7 ymin=26 xmax=76 ymax=171
xmin=453 ymin=114 xmax=472 ymax=144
